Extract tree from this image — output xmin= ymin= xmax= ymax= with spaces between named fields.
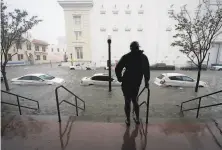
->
xmin=169 ymin=0 xmax=222 ymax=92
xmin=1 ymin=0 xmax=42 ymax=91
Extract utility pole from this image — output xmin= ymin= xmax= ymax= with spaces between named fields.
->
xmin=206 ymin=53 xmax=210 ymax=69
xmin=107 ymin=35 xmax=112 ymax=92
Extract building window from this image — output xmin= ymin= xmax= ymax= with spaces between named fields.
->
xmin=112 ymin=5 xmax=118 ymax=14
xmin=16 ymin=42 xmax=22 ymax=49
xmin=51 ymin=48 xmax=53 ymax=52
xmin=26 ymin=43 xmax=32 ymax=50
xmin=36 ymin=55 xmax=40 ymax=60
xmin=43 ymin=55 xmax=47 ymax=60
xmin=113 ymin=27 xmax=118 ymax=32
xmin=8 ymin=54 xmax=12 ymax=61
xmin=74 ymin=31 xmax=82 ymax=40
xmin=73 ymin=15 xmax=81 ymax=25
xmin=18 ymin=54 xmax=21 ymax=60
xmin=138 ymin=4 xmax=144 ymax=14
xmin=125 ymin=4 xmax=131 ymax=14
xmin=100 ymin=27 xmax=106 ymax=32
xmin=100 ymin=10 xmax=106 ymax=14
xmin=112 ymin=10 xmax=119 ymax=14
xmin=125 ymin=10 xmax=131 ymax=14
xmin=35 ymin=45 xmax=39 ymax=51
xmin=100 ymin=5 xmax=106 ymax=14
xmin=125 ymin=27 xmax=131 ymax=31
xmin=57 ymin=48 xmax=59 ymax=52
xmin=75 ymin=47 xmax=83 ymax=59
xmin=21 ymin=54 xmax=23 ymax=59
xmin=138 ymin=10 xmax=144 ymax=14
xmin=137 ymin=27 xmax=143 ymax=32
xmin=42 ymin=46 xmax=46 ymax=52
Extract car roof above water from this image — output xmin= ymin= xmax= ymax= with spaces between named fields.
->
xmin=162 ymin=73 xmax=185 ymax=77
xmin=93 ymin=73 xmax=108 ymax=76
xmin=25 ymin=73 xmax=46 ymax=77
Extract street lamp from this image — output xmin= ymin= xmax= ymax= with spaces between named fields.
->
xmin=107 ymin=35 xmax=112 ymax=92
xmin=174 ymin=56 xmax=180 ymax=66
xmin=70 ymin=53 xmax=73 ymax=66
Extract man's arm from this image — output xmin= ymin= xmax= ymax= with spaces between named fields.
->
xmin=115 ymin=56 xmax=125 ymax=82
xmin=142 ymin=55 xmax=150 ymax=87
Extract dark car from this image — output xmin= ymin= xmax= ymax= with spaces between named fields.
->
xmin=150 ymin=63 xmax=175 ymax=70
xmin=180 ymin=64 xmax=207 ymax=71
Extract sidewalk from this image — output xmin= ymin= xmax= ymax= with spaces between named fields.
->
xmin=2 ymin=115 xmax=222 ymax=150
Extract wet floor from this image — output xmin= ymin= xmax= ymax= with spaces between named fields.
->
xmin=1 ymin=63 xmax=222 ymax=119
xmin=1 ymin=115 xmax=222 ymax=150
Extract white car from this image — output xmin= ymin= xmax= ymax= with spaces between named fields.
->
xmin=80 ymin=73 xmax=121 ymax=86
xmin=210 ymin=65 xmax=222 ymax=71
xmin=154 ymin=73 xmax=207 ymax=87
xmin=11 ymin=73 xmax=65 ymax=85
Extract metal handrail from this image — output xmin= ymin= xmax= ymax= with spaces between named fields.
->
xmin=180 ymin=90 xmax=222 ymax=118
xmin=133 ymin=85 xmax=150 ymax=124
xmin=1 ymin=90 xmax=40 ymax=115
xmin=55 ymin=85 xmax=86 ymax=122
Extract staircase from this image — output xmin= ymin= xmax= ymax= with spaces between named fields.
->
xmin=1 ymin=114 xmax=222 ymax=150
xmin=1 ymin=87 xmax=222 ymax=150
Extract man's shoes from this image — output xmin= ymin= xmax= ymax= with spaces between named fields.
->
xmin=125 ymin=120 xmax=130 ymax=126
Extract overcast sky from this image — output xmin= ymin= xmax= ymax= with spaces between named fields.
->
xmin=6 ymin=0 xmax=65 ymax=44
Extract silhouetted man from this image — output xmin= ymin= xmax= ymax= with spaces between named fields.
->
xmin=115 ymin=41 xmax=150 ymax=126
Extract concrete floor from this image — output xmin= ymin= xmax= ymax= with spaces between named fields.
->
xmin=1 ymin=115 xmax=222 ymax=150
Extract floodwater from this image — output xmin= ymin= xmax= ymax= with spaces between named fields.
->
xmin=1 ymin=63 xmax=222 ymax=120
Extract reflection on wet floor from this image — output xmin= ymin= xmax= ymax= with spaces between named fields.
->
xmin=122 ymin=125 xmax=139 ymax=150
xmin=59 ymin=116 xmax=75 ymax=150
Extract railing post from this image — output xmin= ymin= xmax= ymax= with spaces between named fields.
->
xmin=75 ymin=97 xmax=78 ymax=116
xmin=37 ymin=101 xmax=40 ymax=110
xmin=55 ymin=88 xmax=61 ymax=122
xmin=180 ymin=103 xmax=183 ymax=112
xmin=16 ymin=96 xmax=22 ymax=115
xmin=196 ymin=97 xmax=201 ymax=118
xmin=146 ymin=87 xmax=150 ymax=124
xmin=83 ymin=101 xmax=85 ymax=110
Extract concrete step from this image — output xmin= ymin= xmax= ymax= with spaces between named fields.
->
xmin=206 ymin=119 xmax=222 ymax=148
xmin=2 ymin=114 xmax=222 ymax=150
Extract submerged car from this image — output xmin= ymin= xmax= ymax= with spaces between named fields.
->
xmin=210 ymin=65 xmax=222 ymax=71
xmin=180 ymin=64 xmax=207 ymax=71
xmin=80 ymin=73 xmax=121 ymax=86
xmin=150 ymin=63 xmax=175 ymax=70
xmin=11 ymin=73 xmax=65 ymax=85
xmin=154 ymin=73 xmax=207 ymax=87
xmin=70 ymin=65 xmax=93 ymax=70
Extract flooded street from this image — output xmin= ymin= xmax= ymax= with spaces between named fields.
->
xmin=1 ymin=64 xmax=222 ymax=120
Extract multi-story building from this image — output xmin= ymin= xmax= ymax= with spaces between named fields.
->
xmin=6 ymin=39 xmax=49 ymax=65
xmin=58 ymin=0 xmax=222 ymax=67
xmin=59 ymin=1 xmax=92 ymax=64
xmin=208 ymin=41 xmax=222 ymax=66
xmin=32 ymin=39 xmax=49 ymax=64
xmin=48 ymin=44 xmax=67 ymax=63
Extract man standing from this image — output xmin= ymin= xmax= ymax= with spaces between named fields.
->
xmin=115 ymin=41 xmax=150 ymax=126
